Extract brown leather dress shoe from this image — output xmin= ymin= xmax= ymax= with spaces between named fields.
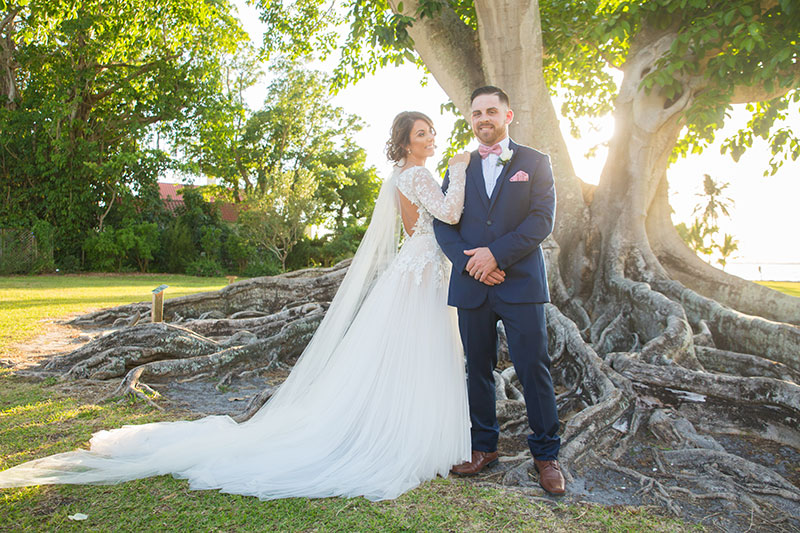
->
xmin=534 ymin=459 xmax=566 ymax=495
xmin=450 ymin=450 xmax=499 ymax=476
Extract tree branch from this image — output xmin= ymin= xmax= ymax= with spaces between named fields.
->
xmin=730 ymin=68 xmax=800 ymax=104
xmin=388 ymin=0 xmax=485 ymax=114
xmin=89 ymin=53 xmax=180 ymax=105
xmin=0 ymin=8 xmax=20 ymax=34
xmin=569 ymin=35 xmax=622 ymax=71
xmin=97 ymin=187 xmax=117 ymax=232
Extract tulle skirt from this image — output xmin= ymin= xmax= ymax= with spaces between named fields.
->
xmin=0 ymin=235 xmax=471 ymax=501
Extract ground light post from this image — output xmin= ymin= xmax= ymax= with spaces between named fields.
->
xmin=151 ymin=284 xmax=168 ymax=323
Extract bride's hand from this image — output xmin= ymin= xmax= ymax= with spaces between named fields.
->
xmin=449 ymin=152 xmax=470 ymax=167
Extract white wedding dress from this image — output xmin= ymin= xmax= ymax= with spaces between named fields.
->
xmin=0 ymin=163 xmax=470 ymax=501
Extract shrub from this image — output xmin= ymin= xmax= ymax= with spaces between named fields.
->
xmin=83 ymin=226 xmax=124 ymax=271
xmin=285 ymin=223 xmax=367 ymax=270
xmin=242 ymin=255 xmax=282 ymax=277
xmin=56 ymin=254 xmax=82 ymax=273
xmin=31 ymin=219 xmax=56 ymax=273
xmin=224 ymin=228 xmax=254 ymax=274
xmin=199 ymin=225 xmax=223 ymax=262
xmin=185 ymin=257 xmax=224 ymax=277
xmin=119 ymin=221 xmax=161 ymax=272
xmin=161 ymin=218 xmax=196 ymax=273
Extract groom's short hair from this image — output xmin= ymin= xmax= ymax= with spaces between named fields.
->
xmin=470 ymin=86 xmax=510 ymax=106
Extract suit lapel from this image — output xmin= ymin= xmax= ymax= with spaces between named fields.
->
xmin=467 ymin=150 xmax=489 ymax=211
xmin=487 ymin=139 xmax=517 ymax=213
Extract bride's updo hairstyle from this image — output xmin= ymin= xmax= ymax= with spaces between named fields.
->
xmin=386 ymin=111 xmax=434 ymax=163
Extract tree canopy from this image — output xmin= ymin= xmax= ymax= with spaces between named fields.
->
xmin=0 ymin=1 xmax=380 ymax=272
xmin=254 ymin=0 xmax=799 ymax=176
xmin=0 ymin=0 xmax=248 ymax=262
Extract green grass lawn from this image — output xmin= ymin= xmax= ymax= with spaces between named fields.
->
xmin=0 ymin=273 xmax=228 ymax=356
xmin=0 ymin=372 xmax=696 ymax=532
xmin=0 ymin=273 xmax=712 ymax=531
xmin=757 ymin=280 xmax=800 ymax=298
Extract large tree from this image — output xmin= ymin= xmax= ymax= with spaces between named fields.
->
xmin=249 ymin=0 xmax=800 ymax=518
xmin=0 ymin=0 xmax=247 ymax=264
xmin=186 ymin=62 xmax=380 ymax=223
xmin=179 ymin=62 xmax=382 ymax=269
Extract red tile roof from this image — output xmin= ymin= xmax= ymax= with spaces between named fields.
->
xmin=218 ymin=203 xmax=239 ymax=223
xmin=157 ymin=182 xmax=239 ymax=222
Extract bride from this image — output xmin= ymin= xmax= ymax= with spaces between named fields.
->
xmin=0 ymin=111 xmax=475 ymax=501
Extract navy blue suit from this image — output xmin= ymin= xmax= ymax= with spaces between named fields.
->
xmin=433 ymin=139 xmax=560 ymax=460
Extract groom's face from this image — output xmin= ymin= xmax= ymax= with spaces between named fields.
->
xmin=470 ymin=94 xmax=513 ymax=146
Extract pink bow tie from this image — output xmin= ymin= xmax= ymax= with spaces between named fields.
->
xmin=478 ymin=143 xmax=502 ymax=159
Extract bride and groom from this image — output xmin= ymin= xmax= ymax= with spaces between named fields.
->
xmin=0 ymin=86 xmax=564 ymax=499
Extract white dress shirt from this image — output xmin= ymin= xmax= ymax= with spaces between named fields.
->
xmin=480 ymin=136 xmax=510 ymax=198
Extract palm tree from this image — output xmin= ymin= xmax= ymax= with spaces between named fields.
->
xmin=716 ymin=233 xmax=739 ymax=272
xmin=694 ymin=174 xmax=734 ymax=228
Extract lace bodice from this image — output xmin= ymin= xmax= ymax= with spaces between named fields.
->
xmin=391 ymin=163 xmax=467 ymax=286
xmin=396 ymin=163 xmax=466 ymax=236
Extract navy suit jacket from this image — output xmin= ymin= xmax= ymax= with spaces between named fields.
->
xmin=433 ymin=139 xmax=556 ymax=309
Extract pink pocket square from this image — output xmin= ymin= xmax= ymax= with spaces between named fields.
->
xmin=509 ymin=171 xmax=529 ymax=182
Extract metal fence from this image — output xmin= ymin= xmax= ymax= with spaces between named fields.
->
xmin=0 ymin=228 xmax=52 ymax=274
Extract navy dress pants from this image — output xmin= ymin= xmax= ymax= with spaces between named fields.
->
xmin=457 ymin=290 xmax=561 ymax=460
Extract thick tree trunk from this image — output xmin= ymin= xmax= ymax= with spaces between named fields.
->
xmin=472 ymin=0 xmax=590 ymax=290
xmin=389 ymin=0 xmax=485 ymax=111
xmin=393 ymin=0 xmax=591 ymax=290
xmin=0 ymin=9 xmax=20 ymax=109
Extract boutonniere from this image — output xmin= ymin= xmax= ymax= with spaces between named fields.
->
xmin=497 ymin=147 xmax=513 ymax=166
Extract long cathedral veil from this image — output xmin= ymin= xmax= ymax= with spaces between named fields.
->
xmin=250 ymin=164 xmax=402 ymax=415
xmin=0 ymin=166 xmax=404 ymax=489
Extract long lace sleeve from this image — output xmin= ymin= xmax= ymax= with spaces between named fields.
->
xmin=409 ymin=163 xmax=466 ymax=224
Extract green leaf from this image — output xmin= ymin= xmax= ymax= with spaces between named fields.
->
xmin=723 ymin=9 xmax=736 ymax=26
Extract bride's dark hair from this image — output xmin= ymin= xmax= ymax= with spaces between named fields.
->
xmin=386 ymin=111 xmax=434 ymax=163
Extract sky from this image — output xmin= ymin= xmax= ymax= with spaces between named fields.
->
xmin=231 ymin=1 xmax=799 ymax=279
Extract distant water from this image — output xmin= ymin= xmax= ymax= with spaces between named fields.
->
xmin=724 ymin=262 xmax=800 ymax=282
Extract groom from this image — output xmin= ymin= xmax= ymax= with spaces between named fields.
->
xmin=434 ymin=86 xmax=564 ymax=495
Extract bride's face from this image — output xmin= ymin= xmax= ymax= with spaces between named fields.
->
xmin=406 ymin=119 xmax=436 ymax=161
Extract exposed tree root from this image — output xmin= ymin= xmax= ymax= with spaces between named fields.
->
xmin=605 ymin=275 xmax=699 ymax=369
xmin=233 ymin=387 xmax=276 ymax=423
xmin=674 ymin=400 xmax=800 ymax=450
xmin=589 ymin=451 xmax=683 ymax=516
xmin=545 ymin=305 xmax=632 ymax=481
xmin=69 ymin=261 xmax=348 ymax=327
xmin=694 ymin=345 xmax=800 ymax=383
xmin=180 ymin=303 xmax=326 ymax=339
xmin=663 ymin=448 xmax=800 ymax=500
xmin=607 ymin=352 xmax=800 ymax=413
xmin=45 ymin=323 xmax=220 ymax=374
xmin=105 ymin=313 xmax=323 ymax=402
xmin=653 ymin=278 xmax=800 ymax=371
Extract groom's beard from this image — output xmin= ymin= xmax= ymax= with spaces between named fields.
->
xmin=474 ymin=123 xmax=507 ymax=145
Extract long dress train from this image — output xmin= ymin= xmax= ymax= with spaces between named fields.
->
xmin=0 ymin=163 xmax=470 ymax=501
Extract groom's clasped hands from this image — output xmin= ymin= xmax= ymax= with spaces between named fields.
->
xmin=445 ymin=151 xmax=507 ymax=286
xmin=464 ymin=247 xmax=505 ymax=286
